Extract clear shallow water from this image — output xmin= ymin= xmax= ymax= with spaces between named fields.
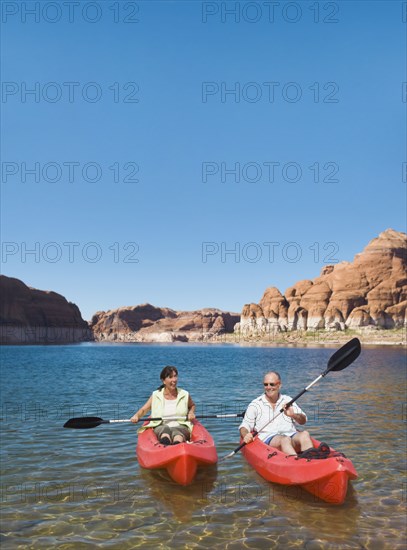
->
xmin=1 ymin=343 xmax=406 ymax=549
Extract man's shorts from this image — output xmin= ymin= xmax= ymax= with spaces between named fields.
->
xmin=264 ymin=432 xmax=297 ymax=445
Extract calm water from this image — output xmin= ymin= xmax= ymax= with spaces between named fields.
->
xmin=1 ymin=344 xmax=406 ymax=549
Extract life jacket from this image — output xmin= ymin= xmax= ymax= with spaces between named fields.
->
xmin=138 ymin=387 xmax=192 ymax=433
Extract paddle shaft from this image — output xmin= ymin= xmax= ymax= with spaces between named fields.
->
xmin=94 ymin=418 xmax=184 ymax=425
xmin=106 ymin=412 xmax=244 ymax=423
xmin=110 ymin=413 xmax=244 ymax=423
xmin=277 ymin=373 xmax=325 ymax=412
xmin=64 ymin=412 xmax=245 ymax=429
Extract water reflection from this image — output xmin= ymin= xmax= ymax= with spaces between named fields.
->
xmin=138 ymin=465 xmax=218 ymax=522
xmin=225 ymin=463 xmax=362 ymax=543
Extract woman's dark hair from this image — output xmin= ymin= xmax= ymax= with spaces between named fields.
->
xmin=157 ymin=366 xmax=178 ymax=391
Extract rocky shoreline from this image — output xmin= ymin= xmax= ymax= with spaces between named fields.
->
xmin=1 ymin=324 xmax=404 ymax=347
xmin=1 ymin=229 xmax=406 ymax=346
xmin=216 ymin=328 xmax=406 ymax=347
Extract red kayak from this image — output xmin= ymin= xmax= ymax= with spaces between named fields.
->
xmin=241 ymin=437 xmax=357 ymax=504
xmin=136 ymin=420 xmax=218 ymax=485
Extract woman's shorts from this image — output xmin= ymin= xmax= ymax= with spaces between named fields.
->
xmin=154 ymin=424 xmax=191 ymax=441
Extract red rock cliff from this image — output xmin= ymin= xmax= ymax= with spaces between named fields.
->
xmin=0 ymin=275 xmax=91 ymax=344
xmin=90 ymin=304 xmax=240 ymax=342
xmin=236 ymin=229 xmax=407 ymax=334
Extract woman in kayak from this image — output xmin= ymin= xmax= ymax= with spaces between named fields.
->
xmin=239 ymin=371 xmax=328 ymax=457
xmin=130 ymin=366 xmax=196 ymax=445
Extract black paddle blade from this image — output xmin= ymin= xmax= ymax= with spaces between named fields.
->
xmin=63 ymin=416 xmax=106 ymax=429
xmin=326 ymin=338 xmax=361 ymax=373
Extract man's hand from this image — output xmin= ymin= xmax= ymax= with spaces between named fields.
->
xmin=283 ymin=404 xmax=305 ymax=424
xmin=283 ymin=404 xmax=296 ymax=418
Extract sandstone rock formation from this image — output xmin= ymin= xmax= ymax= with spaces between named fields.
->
xmin=90 ymin=304 xmax=240 ymax=342
xmin=3 ymin=229 xmax=405 ymax=344
xmin=0 ymin=275 xmax=91 ymax=344
xmin=235 ymin=229 xmax=407 ymax=335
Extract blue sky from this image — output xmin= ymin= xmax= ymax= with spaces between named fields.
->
xmin=1 ymin=0 xmax=406 ymax=320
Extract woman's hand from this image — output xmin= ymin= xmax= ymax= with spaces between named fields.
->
xmin=187 ymin=410 xmax=196 ymax=421
xmin=131 ymin=397 xmax=152 ymax=424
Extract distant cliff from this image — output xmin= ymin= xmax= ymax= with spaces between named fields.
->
xmin=90 ymin=304 xmax=240 ymax=342
xmin=235 ymin=229 xmax=407 ymax=336
xmin=0 ymin=276 xmax=91 ymax=344
xmin=3 ymin=229 xmax=405 ymax=345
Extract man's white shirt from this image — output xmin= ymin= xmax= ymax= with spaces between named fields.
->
xmin=239 ymin=393 xmax=307 ymax=442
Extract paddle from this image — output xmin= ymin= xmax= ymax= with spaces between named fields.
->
xmin=63 ymin=412 xmax=245 ymax=430
xmin=219 ymin=337 xmax=361 ymax=462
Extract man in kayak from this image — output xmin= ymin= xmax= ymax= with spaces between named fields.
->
xmin=239 ymin=371 xmax=327 ymax=457
xmin=130 ymin=366 xmax=196 ymax=445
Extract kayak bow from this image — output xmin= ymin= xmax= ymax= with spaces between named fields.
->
xmin=136 ymin=420 xmax=217 ymax=485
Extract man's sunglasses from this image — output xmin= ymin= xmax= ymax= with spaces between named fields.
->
xmin=263 ymin=382 xmax=280 ymax=387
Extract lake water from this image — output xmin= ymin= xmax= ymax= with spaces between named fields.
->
xmin=1 ymin=343 xmax=406 ymax=549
